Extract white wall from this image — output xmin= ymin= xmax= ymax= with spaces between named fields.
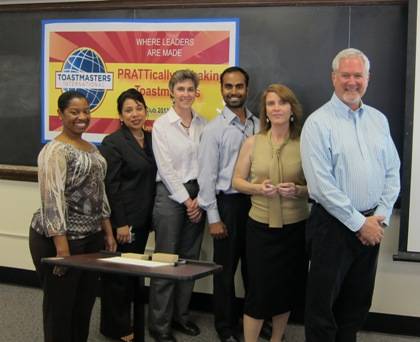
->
xmin=0 ymin=179 xmax=417 ymax=316
xmin=406 ymin=0 xmax=420 ymax=252
xmin=0 ymin=180 xmax=39 ymax=270
xmin=0 ymin=179 xmax=243 ymax=296
xmin=371 ymin=213 xmax=420 ymax=317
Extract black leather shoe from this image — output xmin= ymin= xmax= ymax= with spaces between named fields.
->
xmin=218 ymin=335 xmax=240 ymax=342
xmin=172 ymin=320 xmax=200 ymax=336
xmin=149 ymin=330 xmax=177 ymax=342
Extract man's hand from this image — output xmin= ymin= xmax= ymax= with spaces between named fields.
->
xmin=356 ymin=215 xmax=385 ymax=246
xmin=209 ymin=221 xmax=228 ymax=239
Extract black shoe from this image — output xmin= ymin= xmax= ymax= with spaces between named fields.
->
xmin=149 ymin=330 xmax=177 ymax=342
xmin=218 ymin=333 xmax=240 ymax=342
xmin=172 ymin=320 xmax=200 ymax=336
xmin=259 ymin=320 xmax=272 ymax=341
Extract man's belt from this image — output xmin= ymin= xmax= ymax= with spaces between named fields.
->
xmin=360 ymin=207 xmax=377 ymax=217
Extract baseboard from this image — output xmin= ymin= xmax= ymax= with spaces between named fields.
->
xmin=1 ymin=266 xmax=419 ymax=337
xmin=362 ymin=312 xmax=420 ymax=337
xmin=0 ymin=266 xmax=39 ymax=287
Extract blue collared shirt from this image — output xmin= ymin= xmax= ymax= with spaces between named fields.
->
xmin=197 ymin=106 xmax=259 ymax=224
xmin=300 ymin=93 xmax=400 ymax=231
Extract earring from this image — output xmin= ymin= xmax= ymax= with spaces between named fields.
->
xmin=266 ymin=117 xmax=270 ymax=123
xmin=290 ymin=114 xmax=295 ymax=123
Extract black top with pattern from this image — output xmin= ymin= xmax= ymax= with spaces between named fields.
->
xmin=31 ymin=140 xmax=110 ymax=240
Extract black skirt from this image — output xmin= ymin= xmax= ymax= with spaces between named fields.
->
xmin=244 ymin=217 xmax=308 ymax=319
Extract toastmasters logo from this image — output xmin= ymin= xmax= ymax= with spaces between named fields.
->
xmin=55 ymin=47 xmax=113 ymax=111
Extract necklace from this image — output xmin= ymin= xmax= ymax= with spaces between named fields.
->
xmin=175 ymin=108 xmax=193 ymax=132
xmin=180 ymin=122 xmax=191 ymax=129
xmin=132 ymin=131 xmax=145 ymax=147
xmin=132 ymin=131 xmax=144 ymax=140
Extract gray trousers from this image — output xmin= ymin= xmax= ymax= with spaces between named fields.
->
xmin=148 ymin=182 xmax=205 ymax=334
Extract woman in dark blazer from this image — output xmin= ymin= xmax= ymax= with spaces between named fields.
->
xmin=99 ymin=88 xmax=157 ymax=342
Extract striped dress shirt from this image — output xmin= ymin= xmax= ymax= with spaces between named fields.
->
xmin=197 ymin=106 xmax=259 ymax=224
xmin=300 ymin=93 xmax=400 ymax=231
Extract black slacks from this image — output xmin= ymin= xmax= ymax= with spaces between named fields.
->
xmin=29 ymin=229 xmax=104 ymax=342
xmin=213 ymin=192 xmax=250 ymax=337
xmin=100 ymin=227 xmax=149 ymax=339
xmin=305 ymin=204 xmax=380 ymax=342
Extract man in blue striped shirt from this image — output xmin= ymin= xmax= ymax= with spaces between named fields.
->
xmin=301 ymin=48 xmax=400 ymax=342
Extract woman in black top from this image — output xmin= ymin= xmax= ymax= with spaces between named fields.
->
xmin=99 ymin=88 xmax=157 ymax=342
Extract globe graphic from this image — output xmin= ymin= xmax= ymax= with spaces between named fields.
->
xmin=62 ymin=48 xmax=106 ymax=111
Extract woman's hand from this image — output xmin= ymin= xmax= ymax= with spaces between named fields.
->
xmin=104 ymin=232 xmax=118 ymax=252
xmin=52 ymin=235 xmax=70 ymax=277
xmin=101 ymin=219 xmax=117 ymax=251
xmin=277 ymin=182 xmax=298 ymax=198
xmin=189 ymin=208 xmax=203 ymax=223
xmin=259 ymin=179 xmax=278 ymax=197
xmin=184 ymin=198 xmax=203 ymax=223
xmin=53 ymin=251 xmax=69 ymax=277
xmin=116 ymin=225 xmax=131 ymax=245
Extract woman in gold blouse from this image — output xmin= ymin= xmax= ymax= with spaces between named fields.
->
xmin=233 ymin=84 xmax=309 ymax=342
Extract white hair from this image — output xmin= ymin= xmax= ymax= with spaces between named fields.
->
xmin=332 ymin=48 xmax=370 ymax=74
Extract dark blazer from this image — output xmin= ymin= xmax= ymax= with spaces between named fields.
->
xmin=99 ymin=125 xmax=157 ymax=231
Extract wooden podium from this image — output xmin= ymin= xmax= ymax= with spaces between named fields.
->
xmin=43 ymin=252 xmax=222 ymax=342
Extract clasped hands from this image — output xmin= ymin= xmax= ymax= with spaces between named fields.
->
xmin=356 ymin=215 xmax=385 ymax=246
xmin=259 ymin=179 xmax=298 ymax=198
xmin=184 ymin=197 xmax=203 ymax=223
xmin=116 ymin=225 xmax=132 ymax=245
